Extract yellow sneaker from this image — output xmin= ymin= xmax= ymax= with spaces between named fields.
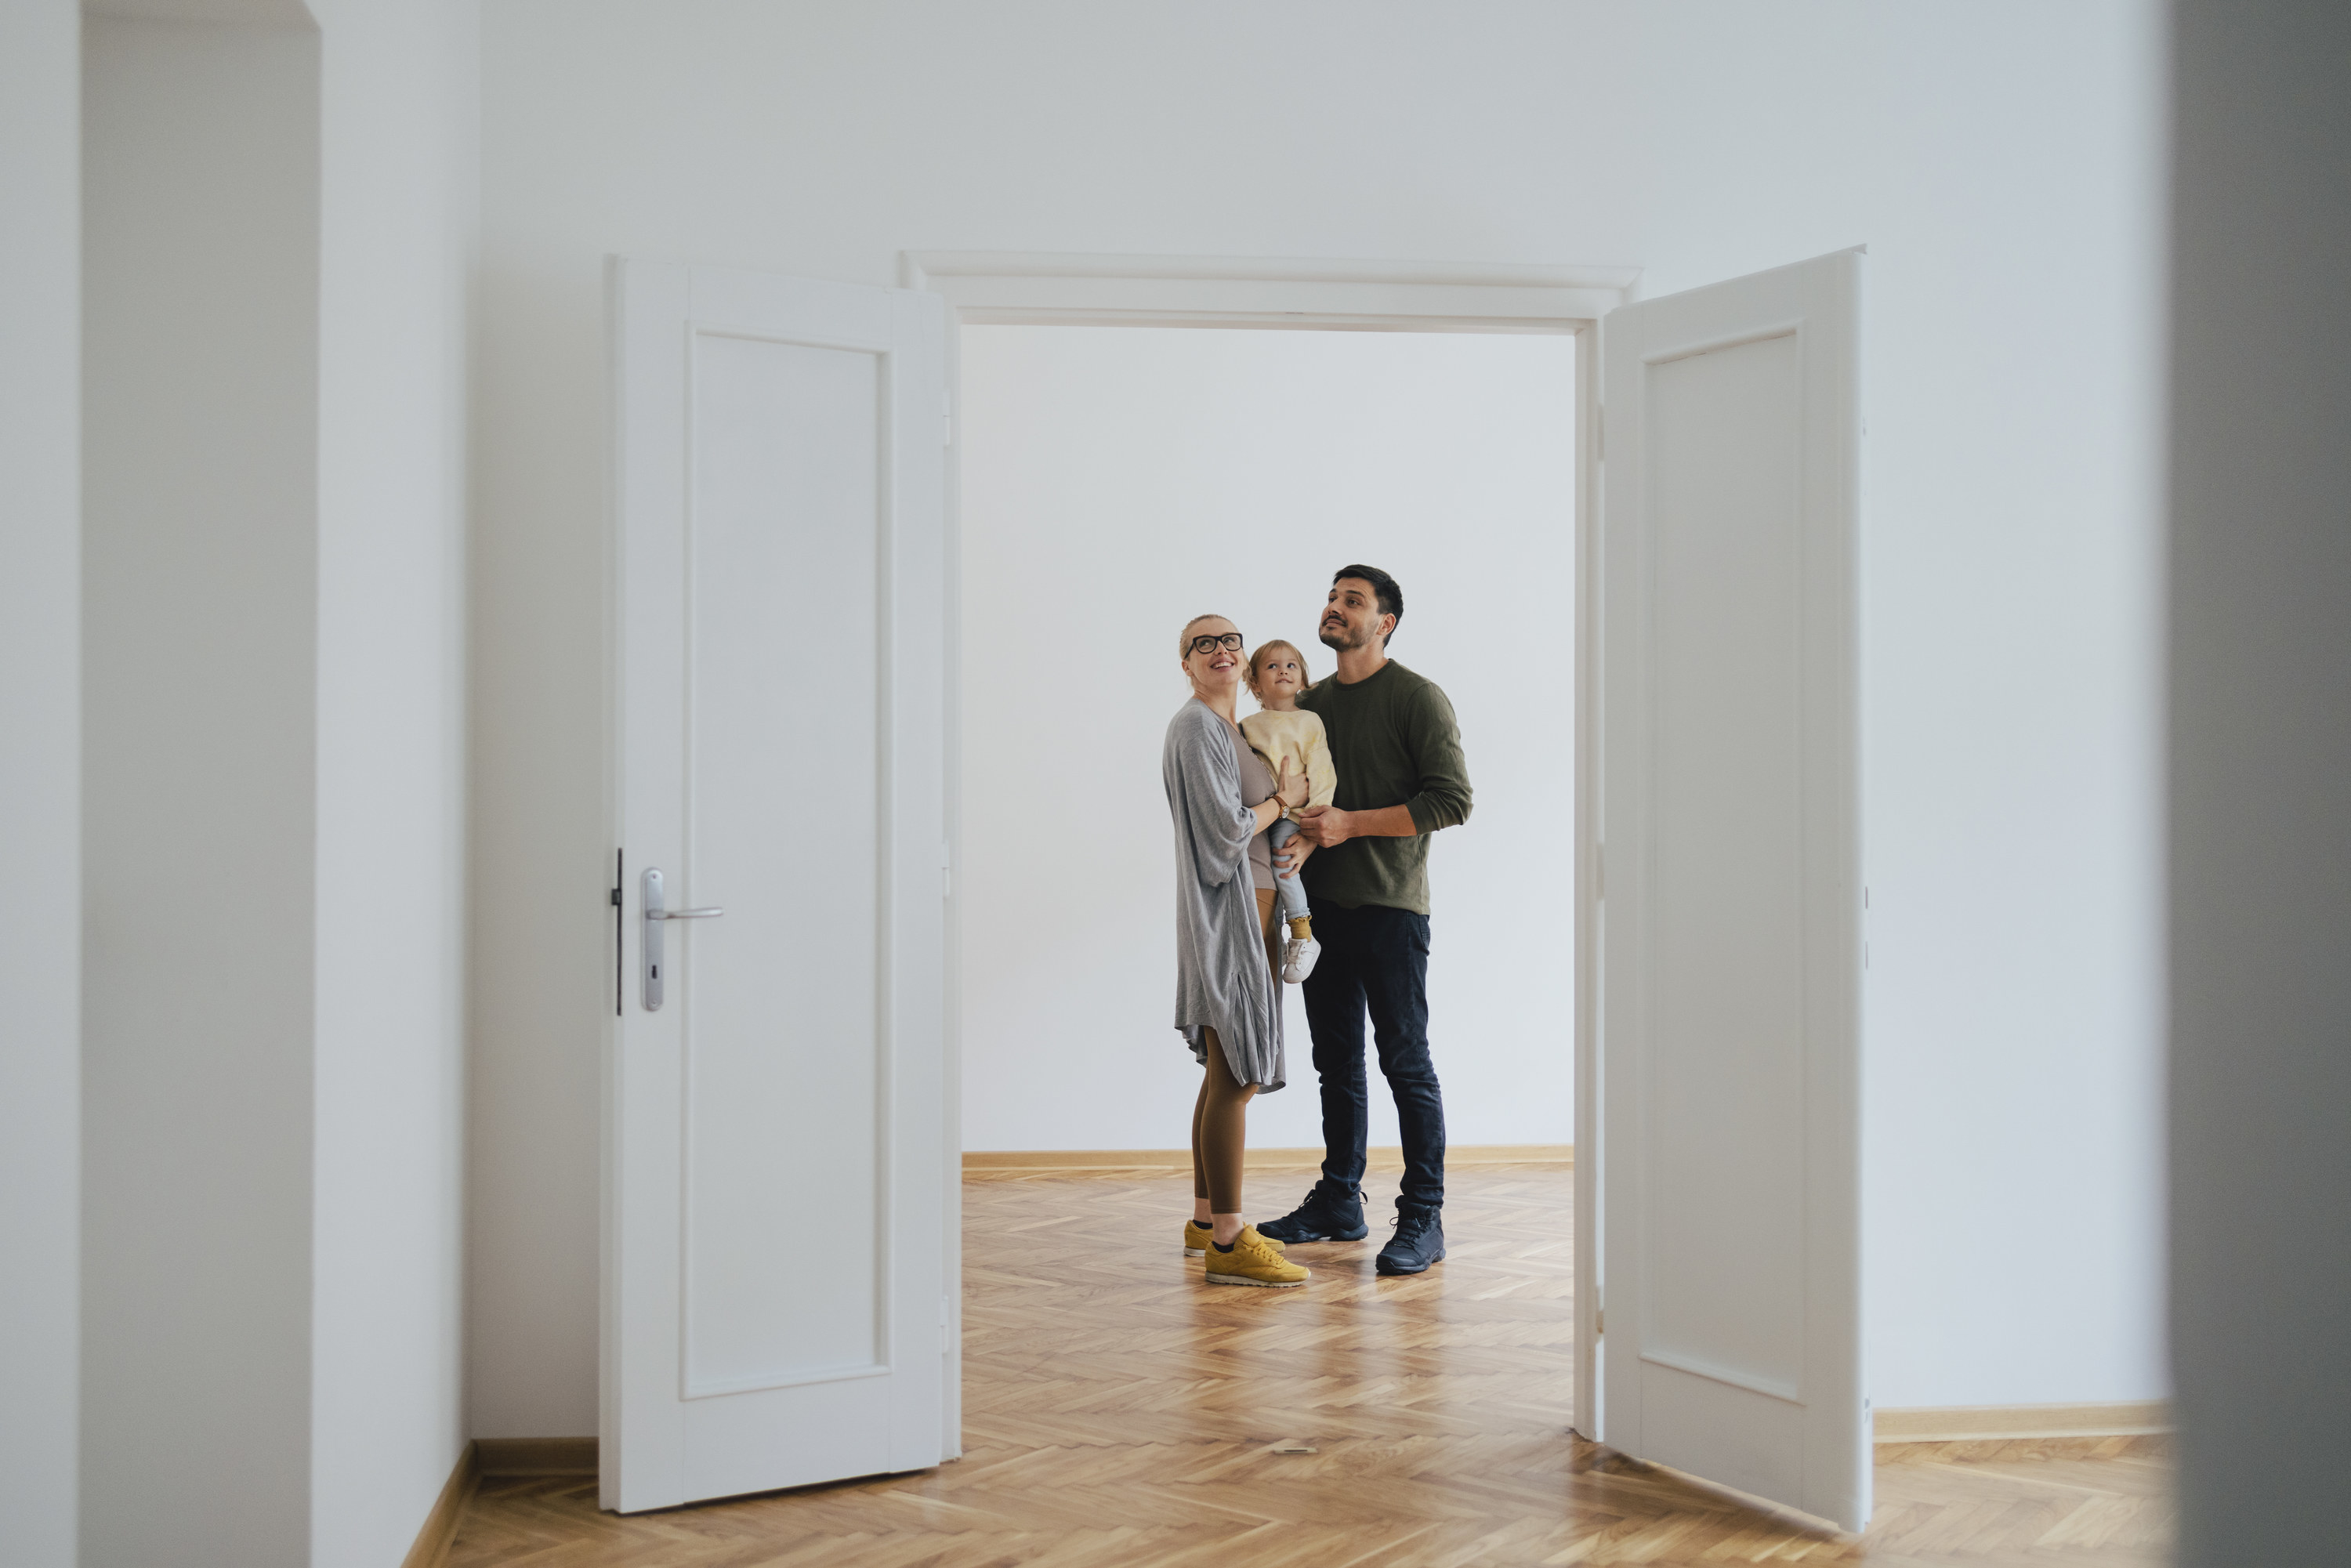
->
xmin=1184 ymin=1219 xmax=1285 ymax=1257
xmin=1203 ymin=1226 xmax=1310 ymax=1288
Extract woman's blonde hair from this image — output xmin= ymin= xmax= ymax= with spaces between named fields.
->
xmin=1244 ymin=639 xmax=1310 ymax=701
xmin=1178 ymin=614 xmax=1235 ymax=661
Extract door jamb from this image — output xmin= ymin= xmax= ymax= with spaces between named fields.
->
xmin=902 ymin=251 xmax=1634 ymax=1442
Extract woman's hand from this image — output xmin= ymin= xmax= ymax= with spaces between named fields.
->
xmin=1275 ymin=756 xmax=1310 ymax=809
xmin=1274 ymin=835 xmax=1314 ymax=880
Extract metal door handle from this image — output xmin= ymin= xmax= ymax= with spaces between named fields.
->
xmin=640 ymin=867 xmax=722 ymax=1011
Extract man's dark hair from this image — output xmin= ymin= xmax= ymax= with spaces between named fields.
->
xmin=1333 ymin=564 xmax=1403 ymax=644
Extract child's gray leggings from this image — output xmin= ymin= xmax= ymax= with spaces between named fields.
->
xmin=1266 ymin=817 xmax=1311 ymax=925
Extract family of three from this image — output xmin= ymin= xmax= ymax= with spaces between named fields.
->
xmin=1163 ymin=565 xmax=1473 ymax=1289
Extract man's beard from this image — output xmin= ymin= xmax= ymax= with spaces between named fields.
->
xmin=1318 ymin=620 xmax=1364 ymax=652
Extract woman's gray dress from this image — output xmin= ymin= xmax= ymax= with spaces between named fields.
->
xmin=1164 ymin=700 xmax=1284 ymax=1091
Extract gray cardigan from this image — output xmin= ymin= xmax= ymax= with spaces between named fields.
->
xmin=1162 ymin=700 xmax=1284 ymax=1091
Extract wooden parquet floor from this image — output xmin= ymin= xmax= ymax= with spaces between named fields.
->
xmin=447 ymin=1165 xmax=2172 ymax=1566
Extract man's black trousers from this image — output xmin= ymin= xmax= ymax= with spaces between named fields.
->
xmin=1299 ymin=901 xmax=1446 ymax=1211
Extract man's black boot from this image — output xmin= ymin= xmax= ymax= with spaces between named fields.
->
xmin=1258 ymin=1178 xmax=1369 ymax=1243
xmin=1375 ymin=1204 xmax=1445 ymax=1275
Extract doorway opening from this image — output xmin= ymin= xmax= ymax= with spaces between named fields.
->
xmin=911 ymin=252 xmax=1614 ymax=1453
xmin=950 ymin=320 xmax=1587 ymax=1468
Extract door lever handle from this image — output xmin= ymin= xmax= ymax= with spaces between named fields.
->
xmin=639 ymin=867 xmax=722 ymax=1010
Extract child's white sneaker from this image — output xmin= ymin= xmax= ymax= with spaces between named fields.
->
xmin=1281 ymin=935 xmax=1321 ymax=983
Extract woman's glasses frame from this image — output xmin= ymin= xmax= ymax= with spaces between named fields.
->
xmin=1186 ymin=632 xmax=1246 ymax=657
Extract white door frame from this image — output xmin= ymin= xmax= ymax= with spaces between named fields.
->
xmin=901 ymin=250 xmax=1635 ymax=1442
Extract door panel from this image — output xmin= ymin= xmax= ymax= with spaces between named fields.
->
xmin=608 ymin=259 xmax=948 ymax=1513
xmin=683 ymin=333 xmax=884 ymax=1400
xmin=1645 ymin=331 xmax=1808 ymax=1399
xmin=1599 ymin=249 xmax=1866 ymax=1530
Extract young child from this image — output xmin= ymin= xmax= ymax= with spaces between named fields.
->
xmin=1241 ymin=639 xmax=1336 ymax=983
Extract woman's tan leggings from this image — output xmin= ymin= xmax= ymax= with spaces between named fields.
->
xmin=1192 ymin=888 xmax=1282 ymax=1214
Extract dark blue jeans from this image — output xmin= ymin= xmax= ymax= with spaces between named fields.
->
xmin=1299 ymin=902 xmax=1445 ymax=1211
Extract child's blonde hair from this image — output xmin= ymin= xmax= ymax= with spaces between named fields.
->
xmin=1244 ymin=639 xmax=1311 ymax=701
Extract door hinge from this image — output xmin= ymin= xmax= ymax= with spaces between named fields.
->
xmin=1593 ymin=842 xmax=1604 ymax=902
xmin=1595 ymin=1307 xmax=1604 ymax=1336
xmin=942 ymin=398 xmax=954 ymax=448
xmin=940 ymin=840 xmax=953 ymax=900
xmin=1595 ymin=404 xmax=1605 ymax=462
xmin=940 ymin=1294 xmax=952 ymax=1355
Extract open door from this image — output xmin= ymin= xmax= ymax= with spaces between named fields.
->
xmin=1595 ymin=249 xmax=1867 ymax=1530
xmin=604 ymin=259 xmax=951 ymax=1512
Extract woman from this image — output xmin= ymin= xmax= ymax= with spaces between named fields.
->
xmin=1164 ymin=614 xmax=1313 ymax=1287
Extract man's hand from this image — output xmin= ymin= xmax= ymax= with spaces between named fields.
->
xmin=1274 ymin=834 xmax=1315 ymax=880
xmin=1296 ymin=804 xmax=1353 ymax=848
xmin=1299 ymin=802 xmax=1418 ymax=847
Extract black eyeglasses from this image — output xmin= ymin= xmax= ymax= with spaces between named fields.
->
xmin=1186 ymin=632 xmax=1245 ymax=657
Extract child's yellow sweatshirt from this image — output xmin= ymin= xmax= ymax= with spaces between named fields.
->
xmin=1238 ymin=707 xmax=1337 ymax=820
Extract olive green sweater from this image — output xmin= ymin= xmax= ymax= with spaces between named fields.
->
xmin=1295 ymin=659 xmax=1473 ymax=915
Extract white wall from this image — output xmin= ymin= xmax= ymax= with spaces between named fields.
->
xmin=307 ymin=1 xmax=478 ymax=1562
xmin=81 ymin=3 xmax=476 ymax=1563
xmin=0 ymin=5 xmax=82 ymax=1566
xmin=958 ymin=325 xmax=1576 ymax=1155
xmin=82 ymin=18 xmax=323 ymax=1559
xmin=2168 ymin=3 xmax=2351 ymax=1562
xmin=472 ymin=0 xmax=2164 ymax=1429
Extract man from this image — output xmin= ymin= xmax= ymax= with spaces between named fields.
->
xmin=1259 ymin=566 xmax=1472 ymax=1274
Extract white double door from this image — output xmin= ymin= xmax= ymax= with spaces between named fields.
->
xmin=1596 ymin=248 xmax=1871 ymax=1531
xmin=604 ymin=261 xmax=950 ymax=1513
xmin=600 ymin=248 xmax=1869 ymax=1530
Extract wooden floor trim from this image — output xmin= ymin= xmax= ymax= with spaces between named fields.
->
xmin=398 ymin=1441 xmax=478 ymax=1568
xmin=475 ymin=1435 xmax=599 ymax=1476
xmin=964 ymin=1143 xmax=1572 ymax=1171
xmin=1875 ymin=1400 xmax=2172 ymax=1443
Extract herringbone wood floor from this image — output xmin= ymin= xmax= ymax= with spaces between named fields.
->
xmin=448 ymin=1165 xmax=2172 ymax=1566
